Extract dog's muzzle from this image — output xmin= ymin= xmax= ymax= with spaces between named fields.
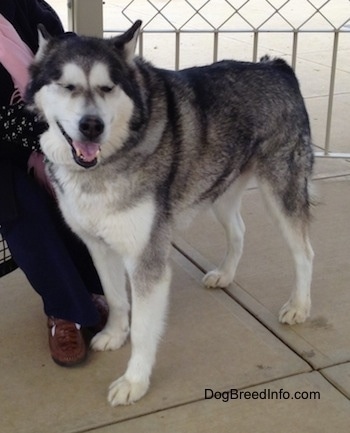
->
xmin=56 ymin=121 xmax=101 ymax=169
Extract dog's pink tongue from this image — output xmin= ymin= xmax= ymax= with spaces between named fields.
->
xmin=72 ymin=141 xmax=100 ymax=162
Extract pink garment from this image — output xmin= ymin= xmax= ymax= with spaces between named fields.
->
xmin=0 ymin=13 xmax=53 ymax=196
xmin=0 ymin=13 xmax=33 ymax=99
xmin=28 ymin=151 xmax=56 ymax=197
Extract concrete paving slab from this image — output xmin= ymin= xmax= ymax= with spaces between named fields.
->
xmin=306 ymin=94 xmax=350 ymax=154
xmin=336 ymin=47 xmax=350 ymax=74
xmin=286 ymin=57 xmax=350 ymax=99
xmin=174 ymin=179 xmax=350 ymax=369
xmin=87 ymin=372 xmax=350 ymax=433
xmin=0 ymin=251 xmax=308 ymax=433
xmin=322 ymin=363 xmax=350 ymax=399
xmin=313 ymin=157 xmax=350 ymax=178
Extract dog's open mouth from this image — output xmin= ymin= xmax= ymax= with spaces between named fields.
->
xmin=57 ymin=122 xmax=100 ymax=168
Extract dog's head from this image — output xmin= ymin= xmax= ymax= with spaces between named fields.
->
xmin=26 ymin=21 xmax=142 ymax=169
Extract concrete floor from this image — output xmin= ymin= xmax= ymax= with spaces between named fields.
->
xmin=2 ymin=164 xmax=350 ymax=433
xmin=1 ymin=2 xmax=350 ymax=432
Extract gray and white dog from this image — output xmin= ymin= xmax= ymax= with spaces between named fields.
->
xmin=26 ymin=20 xmax=314 ymax=406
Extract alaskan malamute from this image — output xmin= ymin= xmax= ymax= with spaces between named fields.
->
xmin=26 ymin=21 xmax=314 ymax=406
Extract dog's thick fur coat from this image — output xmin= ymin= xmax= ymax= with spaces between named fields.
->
xmin=26 ymin=21 xmax=314 ymax=406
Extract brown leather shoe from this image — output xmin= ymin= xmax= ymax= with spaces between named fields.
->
xmin=48 ymin=317 xmax=87 ymax=367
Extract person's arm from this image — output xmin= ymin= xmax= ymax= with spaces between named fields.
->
xmin=0 ymin=0 xmax=63 ymax=197
xmin=0 ymin=0 xmax=61 ymax=154
xmin=33 ymin=0 xmax=65 ymax=36
xmin=0 ymin=102 xmax=47 ymax=152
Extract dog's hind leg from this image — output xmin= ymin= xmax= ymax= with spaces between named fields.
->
xmin=203 ymin=171 xmax=253 ymax=289
xmin=257 ymin=178 xmax=314 ymax=325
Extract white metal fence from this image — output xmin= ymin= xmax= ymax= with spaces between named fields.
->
xmin=66 ymin=1 xmax=350 ymax=158
xmin=101 ymin=0 xmax=350 ymax=158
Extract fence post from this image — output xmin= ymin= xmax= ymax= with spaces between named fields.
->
xmin=324 ymin=31 xmax=339 ymax=155
xmin=68 ymin=0 xmax=103 ymax=37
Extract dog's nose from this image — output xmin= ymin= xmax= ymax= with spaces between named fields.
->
xmin=79 ymin=115 xmax=104 ymax=140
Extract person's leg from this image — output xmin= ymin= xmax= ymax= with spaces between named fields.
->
xmin=0 ymin=166 xmax=102 ymax=327
xmin=45 ymin=191 xmax=105 ymax=299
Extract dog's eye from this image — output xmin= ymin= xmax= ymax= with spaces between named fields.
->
xmin=100 ymin=86 xmax=114 ymax=93
xmin=64 ymin=84 xmax=76 ymax=92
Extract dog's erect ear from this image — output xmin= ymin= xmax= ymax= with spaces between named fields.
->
xmin=36 ymin=24 xmax=51 ymax=60
xmin=112 ymin=20 xmax=142 ymax=63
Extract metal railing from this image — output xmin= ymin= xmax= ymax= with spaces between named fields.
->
xmin=0 ymin=235 xmax=17 ymax=277
xmin=102 ymin=0 xmax=350 ymax=158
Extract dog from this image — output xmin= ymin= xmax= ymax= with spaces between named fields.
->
xmin=26 ymin=20 xmax=314 ymax=406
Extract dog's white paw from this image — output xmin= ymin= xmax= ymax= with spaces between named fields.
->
xmin=90 ymin=328 xmax=129 ymax=351
xmin=108 ymin=375 xmax=149 ymax=406
xmin=202 ymin=269 xmax=233 ymax=288
xmin=279 ymin=299 xmax=310 ymax=325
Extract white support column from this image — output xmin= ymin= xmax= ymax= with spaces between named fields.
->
xmin=67 ymin=0 xmax=103 ymax=37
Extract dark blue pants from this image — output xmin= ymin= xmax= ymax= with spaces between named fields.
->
xmin=0 ymin=166 xmax=103 ymax=326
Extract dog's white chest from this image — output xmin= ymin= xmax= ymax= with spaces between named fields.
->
xmin=55 ymin=171 xmax=156 ymax=258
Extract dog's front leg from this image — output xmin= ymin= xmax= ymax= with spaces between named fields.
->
xmin=81 ymin=238 xmax=130 ymax=351
xmin=108 ymin=261 xmax=172 ymax=406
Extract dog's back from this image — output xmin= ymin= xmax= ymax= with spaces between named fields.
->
xmin=130 ymin=55 xmax=313 ymax=221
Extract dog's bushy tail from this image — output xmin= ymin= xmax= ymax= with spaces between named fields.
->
xmin=259 ymin=54 xmax=295 ymax=73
